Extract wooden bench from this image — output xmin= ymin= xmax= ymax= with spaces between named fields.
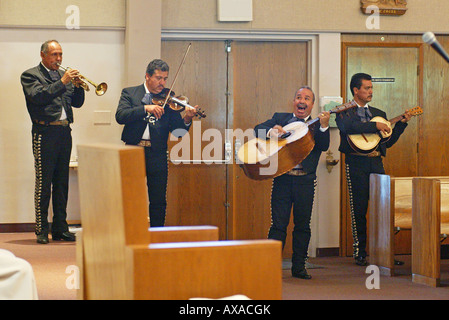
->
xmin=369 ymin=174 xmax=449 ymax=276
xmin=412 ymin=178 xmax=449 ymax=287
xmin=76 ymin=144 xmax=282 ymax=300
xmin=369 ymin=174 xmax=412 ymax=275
xmin=76 ymin=225 xmax=220 ymax=299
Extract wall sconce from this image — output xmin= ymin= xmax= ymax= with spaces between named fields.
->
xmin=326 ymin=150 xmax=339 ymax=173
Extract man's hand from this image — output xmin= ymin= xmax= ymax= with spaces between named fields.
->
xmin=269 ymin=125 xmax=287 ymax=138
xmin=61 ymin=68 xmax=80 ymax=85
xmin=183 ymin=105 xmax=199 ymax=124
xmin=401 ymin=110 xmax=412 ymax=123
xmin=376 ymin=122 xmax=391 ymax=135
xmin=144 ymin=104 xmax=165 ymax=119
xmin=318 ymin=111 xmax=331 ymax=128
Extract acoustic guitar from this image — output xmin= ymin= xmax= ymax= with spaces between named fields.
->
xmin=347 ymin=106 xmax=423 ymax=154
xmin=237 ymin=101 xmax=357 ymax=180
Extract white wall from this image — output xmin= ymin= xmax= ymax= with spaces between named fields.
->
xmin=162 ymin=0 xmax=449 ymax=34
xmin=313 ymin=33 xmax=342 ymax=252
xmin=0 ymin=28 xmax=125 ymax=223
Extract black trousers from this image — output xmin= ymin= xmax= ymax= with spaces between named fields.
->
xmin=143 ymin=147 xmax=168 ymax=227
xmin=344 ymin=155 xmax=385 ymax=259
xmin=268 ymin=173 xmax=317 ymax=270
xmin=32 ymin=124 xmax=72 ymax=235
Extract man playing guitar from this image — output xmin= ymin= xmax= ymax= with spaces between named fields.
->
xmin=336 ymin=73 xmax=411 ymax=266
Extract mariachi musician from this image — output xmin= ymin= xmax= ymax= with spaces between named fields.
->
xmin=21 ymin=40 xmax=85 ymax=244
xmin=336 ymin=73 xmax=411 ymax=267
xmin=116 ymin=59 xmax=199 ymax=227
xmin=254 ymin=86 xmax=330 ymax=279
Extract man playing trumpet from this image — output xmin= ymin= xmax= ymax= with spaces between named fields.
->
xmin=21 ymin=40 xmax=85 ymax=244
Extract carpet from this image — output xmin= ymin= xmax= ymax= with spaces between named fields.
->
xmin=282 ymin=259 xmax=324 ymax=270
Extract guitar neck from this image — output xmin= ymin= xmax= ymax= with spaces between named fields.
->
xmin=306 ymin=117 xmax=320 ymax=126
xmin=306 ymin=106 xmax=348 ymax=127
xmin=386 ymin=107 xmax=422 ymax=125
xmin=388 ymin=114 xmax=406 ymax=125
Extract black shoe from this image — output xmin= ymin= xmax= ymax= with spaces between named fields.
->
xmin=36 ymin=234 xmax=49 ymax=244
xmin=292 ymin=268 xmax=312 ymax=280
xmin=52 ymin=231 xmax=76 ymax=241
xmin=394 ymin=259 xmax=404 ymax=266
xmin=355 ymin=256 xmax=368 ymax=266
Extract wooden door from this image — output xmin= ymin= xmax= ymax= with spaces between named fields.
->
xmin=162 ymin=40 xmax=310 ymax=259
xmin=341 ymin=43 xmax=421 ymax=256
xmin=163 ymin=41 xmax=229 ymax=240
xmin=230 ymin=41 xmax=309 ymax=259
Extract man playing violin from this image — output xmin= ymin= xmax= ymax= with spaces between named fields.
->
xmin=336 ymin=73 xmax=411 ymax=266
xmin=21 ymin=40 xmax=85 ymax=244
xmin=116 ymin=59 xmax=198 ymax=227
xmin=254 ymin=87 xmax=330 ymax=279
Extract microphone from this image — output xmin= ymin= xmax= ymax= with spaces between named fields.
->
xmin=423 ymin=31 xmax=449 ymax=63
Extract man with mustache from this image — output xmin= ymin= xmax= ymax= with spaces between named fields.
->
xmin=21 ymin=40 xmax=85 ymax=244
xmin=116 ymin=59 xmax=198 ymax=227
xmin=336 ymin=73 xmax=411 ymax=266
xmin=254 ymin=86 xmax=330 ymax=279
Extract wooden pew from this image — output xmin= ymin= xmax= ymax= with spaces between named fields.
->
xmin=76 ymin=225 xmax=220 ymax=299
xmin=149 ymin=226 xmax=219 ymax=243
xmin=76 ymin=144 xmax=282 ymax=300
xmin=369 ymin=174 xmax=413 ymax=276
xmin=412 ymin=178 xmax=449 ymax=287
xmin=369 ymin=174 xmax=449 ymax=277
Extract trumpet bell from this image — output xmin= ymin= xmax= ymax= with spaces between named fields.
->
xmin=95 ymin=83 xmax=108 ymax=96
xmin=57 ymin=63 xmax=107 ymax=96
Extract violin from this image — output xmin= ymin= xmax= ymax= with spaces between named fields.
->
xmin=152 ymin=88 xmax=206 ymax=117
xmin=145 ymin=88 xmax=206 ymax=124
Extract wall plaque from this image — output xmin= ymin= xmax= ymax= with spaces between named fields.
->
xmin=361 ymin=0 xmax=408 ymax=16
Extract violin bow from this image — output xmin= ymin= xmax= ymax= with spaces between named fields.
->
xmin=162 ymin=43 xmax=192 ymax=108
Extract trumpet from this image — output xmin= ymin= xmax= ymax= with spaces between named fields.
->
xmin=57 ymin=63 xmax=108 ymax=96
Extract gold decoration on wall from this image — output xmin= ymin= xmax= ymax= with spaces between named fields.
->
xmin=361 ymin=0 xmax=407 ymax=16
xmin=325 ymin=150 xmax=339 ymax=173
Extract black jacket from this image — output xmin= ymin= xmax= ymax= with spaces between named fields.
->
xmin=335 ymin=105 xmax=407 ymax=156
xmin=254 ymin=113 xmax=330 ymax=175
xmin=116 ymin=84 xmax=191 ymax=151
xmin=21 ymin=64 xmax=84 ymax=123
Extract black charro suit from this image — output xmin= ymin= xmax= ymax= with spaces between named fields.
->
xmin=21 ymin=63 xmax=85 ymax=237
xmin=254 ymin=113 xmax=330 ymax=272
xmin=21 ymin=63 xmax=84 ymax=123
xmin=336 ymin=104 xmax=407 ymax=259
xmin=116 ymin=84 xmax=191 ymax=226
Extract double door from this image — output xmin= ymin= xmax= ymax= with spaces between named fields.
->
xmin=162 ymin=40 xmax=308 ymax=257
